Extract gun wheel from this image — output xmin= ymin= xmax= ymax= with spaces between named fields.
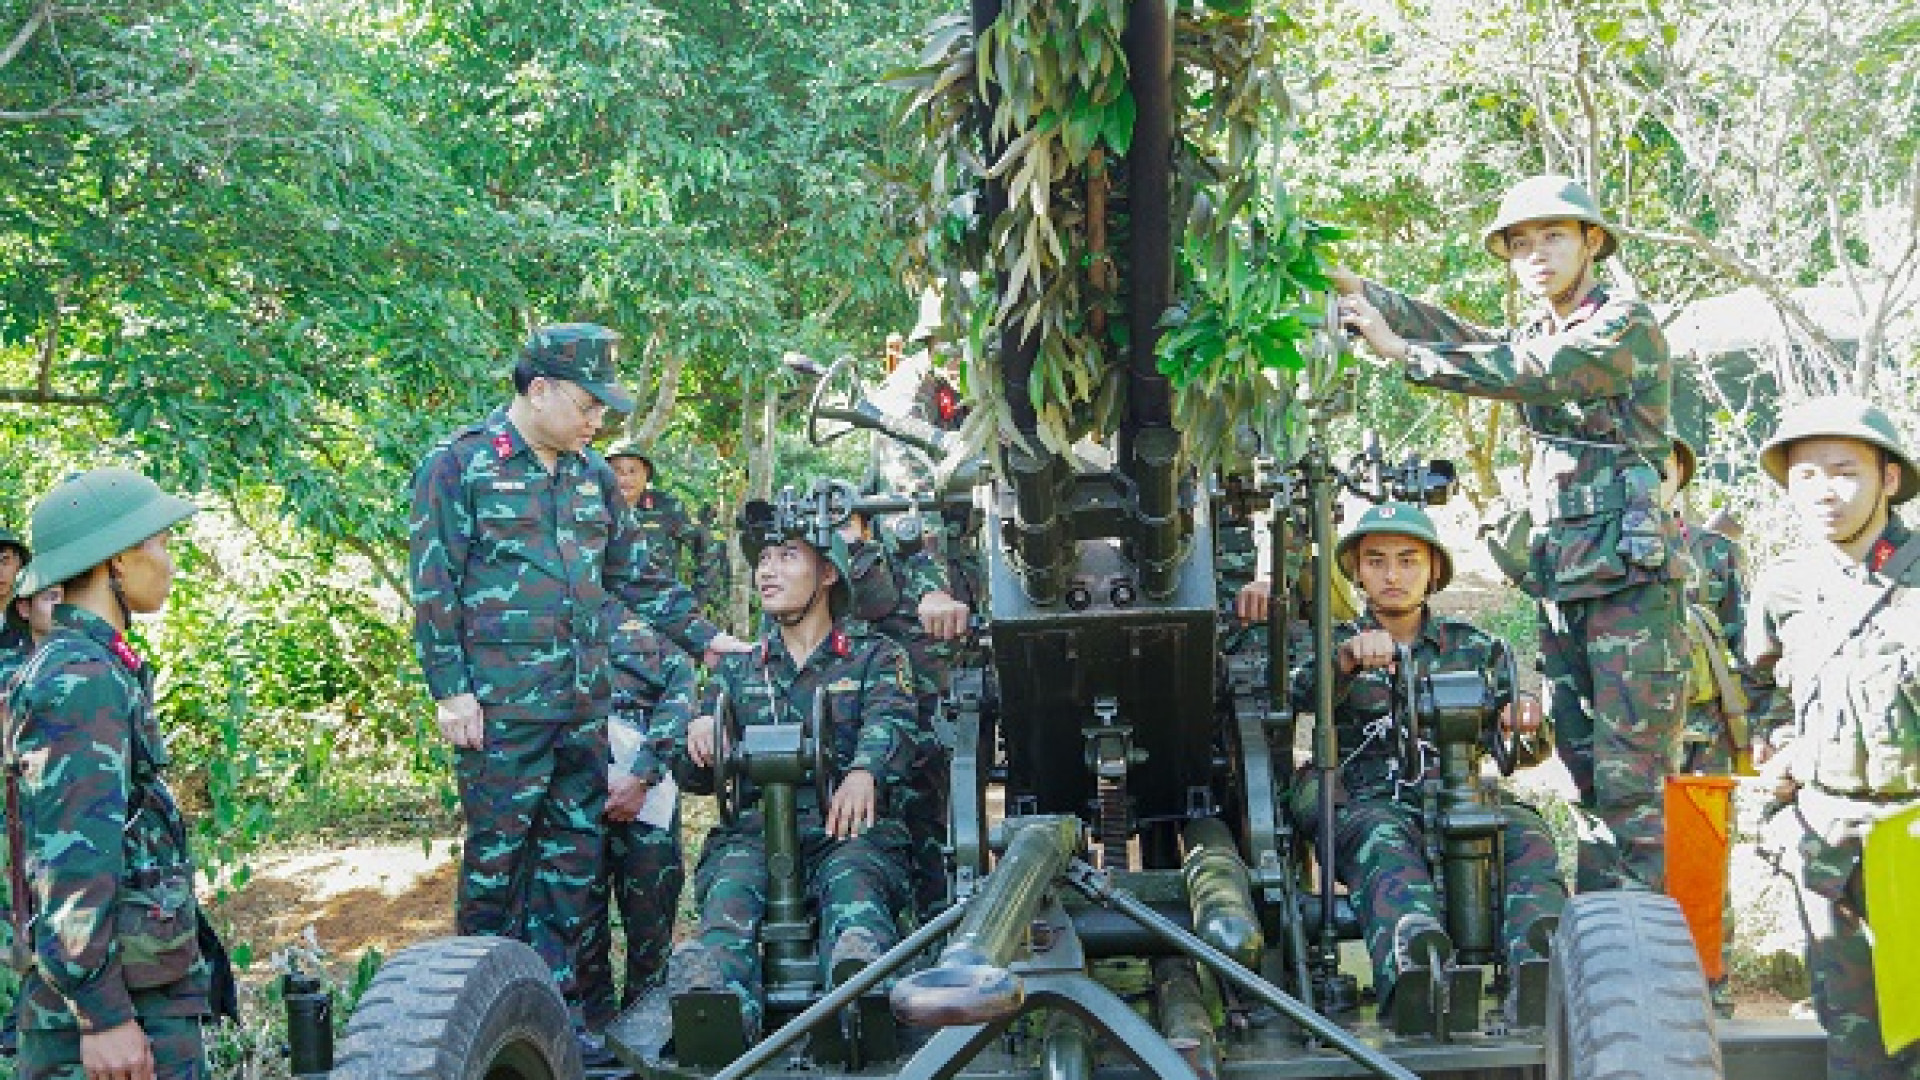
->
xmin=332 ymin=936 xmax=580 ymax=1080
xmin=1545 ymin=891 xmax=1723 ymax=1080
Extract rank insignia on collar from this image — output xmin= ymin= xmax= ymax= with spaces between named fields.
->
xmin=492 ymin=433 xmax=514 ymax=460
xmin=830 ymin=630 xmax=851 ymax=658
xmin=640 ymin=493 xmax=656 ymax=510
xmin=110 ymin=634 xmax=144 ymax=671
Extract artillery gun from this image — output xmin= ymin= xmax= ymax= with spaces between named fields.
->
xmin=329 ymin=0 xmax=1828 ymax=1075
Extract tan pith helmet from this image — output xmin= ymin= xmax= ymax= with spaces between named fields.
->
xmin=1482 ymin=175 xmax=1619 ymax=262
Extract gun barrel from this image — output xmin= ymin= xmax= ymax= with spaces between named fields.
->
xmin=1182 ymin=817 xmax=1265 ymax=969
xmin=890 ymin=815 xmax=1081 ymax=1026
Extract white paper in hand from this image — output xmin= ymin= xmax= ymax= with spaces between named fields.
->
xmin=637 ymin=773 xmax=679 ymax=830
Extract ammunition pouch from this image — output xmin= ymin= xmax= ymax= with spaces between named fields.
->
xmin=116 ymin=866 xmax=201 ymax=990
xmin=1809 ymin=652 xmax=1920 ymax=797
xmin=1613 ymin=464 xmax=1669 ymax=573
xmin=1794 ymin=810 xmax=1865 ymax=909
xmin=1480 ymin=502 xmax=1539 ymax=596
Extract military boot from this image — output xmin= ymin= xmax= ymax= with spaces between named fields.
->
xmin=666 ymin=942 xmax=755 ymax=1067
xmin=1383 ymin=914 xmax=1470 ymax=1038
xmin=821 ymin=927 xmax=897 ymax=1066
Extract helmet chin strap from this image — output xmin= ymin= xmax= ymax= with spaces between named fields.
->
xmin=1837 ymin=473 xmax=1889 ymax=547
xmin=106 ymin=566 xmax=133 ymax=631
xmin=768 ymin=580 xmax=828 ymax=628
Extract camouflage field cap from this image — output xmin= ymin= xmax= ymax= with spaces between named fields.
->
xmin=1759 ymin=395 xmax=1919 ymax=504
xmin=1482 ymin=175 xmax=1619 ymax=262
xmin=522 ymin=323 xmax=636 ymax=414
xmin=1335 ymin=502 xmax=1455 ymax=593
xmin=1670 ymin=436 xmax=1698 ymax=491
xmin=738 ymin=501 xmax=853 ymax=619
xmin=16 ymin=468 xmax=197 ymax=597
xmin=604 ymin=438 xmax=656 ymax=476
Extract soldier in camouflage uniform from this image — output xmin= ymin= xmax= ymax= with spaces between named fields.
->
xmin=575 ymin=612 xmax=698 ymax=1032
xmin=606 ymin=441 xmax=720 ymax=618
xmin=666 ymin=510 xmax=921 ymax=1043
xmin=408 ymin=324 xmax=747 ymax=1044
xmin=1288 ymin=504 xmax=1566 ymax=1022
xmin=840 ymin=508 xmax=969 ymax=913
xmin=4 ymin=468 xmax=210 ymax=1078
xmin=1744 ymin=396 xmax=1920 ymax=1079
xmin=1337 ymin=175 xmax=1687 ymax=892
xmin=1662 ymin=437 xmax=1767 ymax=1016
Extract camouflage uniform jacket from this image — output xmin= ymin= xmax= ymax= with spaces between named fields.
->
xmin=1745 ymin=516 xmax=1920 ymax=797
xmin=4 ymin=606 xmax=210 ymax=1031
xmin=1366 ymin=282 xmax=1681 ymax=602
xmin=1678 ymin=516 xmax=1777 ymax=745
xmin=628 ymin=488 xmax=716 ymax=606
xmin=410 ymin=406 xmax=720 ymax=722
xmin=1291 ymin=610 xmax=1547 ymax=805
xmin=844 ymin=537 xmax=953 ymax=701
xmin=608 ymin=608 xmax=697 ymax=785
xmin=695 ymin=625 xmax=921 ymax=815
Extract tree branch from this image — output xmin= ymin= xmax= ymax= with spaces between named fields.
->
xmin=0 ymin=387 xmax=104 ymax=406
xmin=1620 ymin=221 xmax=1849 ymax=368
xmin=0 ymin=3 xmax=48 ymax=73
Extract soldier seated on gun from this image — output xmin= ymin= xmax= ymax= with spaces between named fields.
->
xmin=665 ymin=505 xmax=923 ymax=1044
xmin=1286 ymin=504 xmax=1568 ymax=1024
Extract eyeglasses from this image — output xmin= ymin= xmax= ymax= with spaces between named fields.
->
xmin=551 ymin=382 xmax=609 ymax=422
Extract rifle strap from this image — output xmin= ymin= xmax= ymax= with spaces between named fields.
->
xmin=1799 ymin=534 xmax=1920 ymax=684
xmin=1686 ymin=603 xmax=1750 ymax=747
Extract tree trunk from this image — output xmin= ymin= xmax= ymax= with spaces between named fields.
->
xmin=627 ymin=331 xmax=688 ymax=448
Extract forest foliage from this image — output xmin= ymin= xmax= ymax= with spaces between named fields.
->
xmin=1 ymin=0 xmax=1914 ymax=868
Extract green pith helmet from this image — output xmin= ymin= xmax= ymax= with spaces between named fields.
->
xmin=1670 ymin=436 xmax=1698 ymax=491
xmin=1482 ymin=174 xmax=1619 ymax=262
xmin=16 ymin=468 xmax=198 ymax=597
xmin=1335 ymin=502 xmax=1454 ymax=593
xmin=737 ymin=503 xmax=853 ymax=620
xmin=521 ymin=323 xmax=635 ymax=414
xmin=1759 ymin=395 xmax=1919 ymax=504
xmin=0 ymin=527 xmax=28 ymax=564
xmin=604 ymin=439 xmax=656 ymax=477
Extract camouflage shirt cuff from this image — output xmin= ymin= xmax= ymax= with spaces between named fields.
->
xmin=423 ymin=664 xmax=475 ymax=702
xmin=627 ymin=749 xmax=667 ymax=784
xmin=67 ymin=971 xmax=138 ymax=1034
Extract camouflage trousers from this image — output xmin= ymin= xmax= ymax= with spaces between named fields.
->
xmin=1540 ymin=579 xmax=1687 ymax=892
xmin=455 ymin=717 xmax=608 ymax=1007
xmin=17 ymin=1015 xmax=207 ymax=1079
xmin=1321 ymin=797 xmax=1567 ymax=1002
xmin=1784 ymin=786 xmax=1920 ymax=1080
xmin=577 ymin=809 xmax=684 ymax=1030
xmin=691 ymin=813 xmax=913 ymax=1029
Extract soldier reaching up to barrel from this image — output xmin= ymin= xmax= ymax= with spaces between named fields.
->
xmin=1333 ymin=175 xmax=1687 ymax=893
xmin=1287 ymin=503 xmax=1568 ymax=1030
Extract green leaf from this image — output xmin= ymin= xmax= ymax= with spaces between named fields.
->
xmin=1101 ymin=89 xmax=1137 ymax=155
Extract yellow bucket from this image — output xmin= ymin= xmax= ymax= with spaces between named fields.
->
xmin=1664 ymin=774 xmax=1736 ymax=981
xmin=1865 ymin=804 xmax=1920 ymax=1055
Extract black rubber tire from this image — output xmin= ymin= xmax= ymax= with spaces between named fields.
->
xmin=333 ymin=935 xmax=583 ymax=1080
xmin=1545 ymin=891 xmax=1723 ymax=1080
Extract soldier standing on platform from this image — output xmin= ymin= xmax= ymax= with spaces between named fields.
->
xmin=606 ymin=441 xmax=720 ymax=619
xmin=1334 ymin=175 xmax=1687 ymax=892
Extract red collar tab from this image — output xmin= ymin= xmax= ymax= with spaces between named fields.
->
xmin=640 ymin=493 xmax=656 ymax=511
xmin=109 ymin=634 xmax=143 ymax=672
xmin=935 ymin=384 xmax=959 ymax=425
xmin=1870 ymin=535 xmax=1897 ymax=573
xmin=830 ymin=630 xmax=851 ymax=658
xmin=752 ymin=643 xmax=768 ymax=668
xmin=491 ymin=433 xmax=514 ymax=460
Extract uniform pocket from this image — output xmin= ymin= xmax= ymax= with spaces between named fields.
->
xmin=115 ymin=873 xmax=201 ymax=990
xmin=464 ymin=609 xmax=564 ymax=705
xmin=1548 ymin=517 xmax=1627 ymax=587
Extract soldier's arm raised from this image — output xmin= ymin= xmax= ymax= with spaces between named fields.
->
xmin=1396 ymin=293 xmax=1659 ymax=406
xmin=631 ymin=644 xmax=699 ymax=783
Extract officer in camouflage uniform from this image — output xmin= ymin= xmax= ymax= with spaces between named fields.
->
xmin=1337 ymin=175 xmax=1687 ymax=892
xmin=0 ymin=529 xmax=27 ymax=642
xmin=666 ymin=508 xmax=921 ymax=1043
xmin=1744 ymin=396 xmax=1920 ymax=1079
xmin=574 ymin=612 xmax=698 ymax=1032
xmin=839 ymin=508 xmax=969 ymax=913
xmin=0 ymin=529 xmax=34 ymax=690
xmin=4 ymin=469 xmax=210 ymax=1079
xmin=606 ymin=441 xmax=719 ymax=617
xmin=409 ymin=324 xmax=747 ymax=1040
xmin=1288 ymin=504 xmax=1566 ymax=1022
